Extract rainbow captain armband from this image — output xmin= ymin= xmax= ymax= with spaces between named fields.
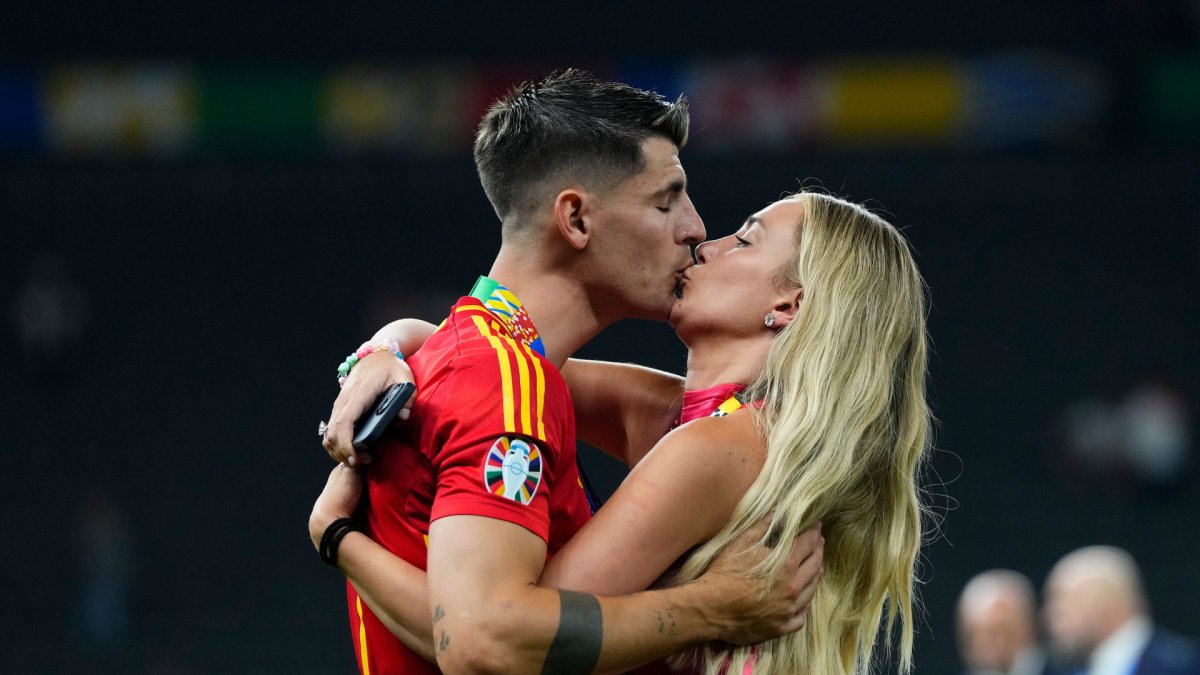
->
xmin=336 ymin=338 xmax=404 ymax=386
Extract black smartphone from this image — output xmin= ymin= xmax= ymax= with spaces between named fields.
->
xmin=352 ymin=382 xmax=417 ymax=451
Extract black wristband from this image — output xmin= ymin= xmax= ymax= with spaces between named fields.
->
xmin=319 ymin=517 xmax=361 ymax=567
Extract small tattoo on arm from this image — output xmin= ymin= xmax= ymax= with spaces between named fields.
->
xmin=654 ymin=609 xmax=678 ymax=636
xmin=432 ymin=604 xmax=445 ymax=625
xmin=438 ymin=631 xmax=451 ymax=655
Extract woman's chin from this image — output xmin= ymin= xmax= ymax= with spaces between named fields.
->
xmin=666 ymin=298 xmax=684 ymax=328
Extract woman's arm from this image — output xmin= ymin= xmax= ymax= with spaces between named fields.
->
xmin=322 ymin=319 xmax=438 ymax=465
xmin=309 ymin=465 xmax=436 ymax=659
xmin=560 ymin=359 xmax=685 ymax=467
xmin=343 ymin=535 xmax=435 ymax=661
xmin=371 ymin=318 xmax=438 ymax=352
xmin=326 ymin=323 xmax=683 ymax=469
xmin=541 ymin=414 xmax=766 ymax=595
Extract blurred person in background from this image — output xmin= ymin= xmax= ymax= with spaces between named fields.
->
xmin=11 ymin=252 xmax=90 ymax=379
xmin=957 ymin=569 xmax=1054 ymax=675
xmin=1043 ymin=545 xmax=1200 ymax=675
xmin=1059 ymin=379 xmax=1193 ymax=491
xmin=68 ymin=486 xmax=135 ymax=672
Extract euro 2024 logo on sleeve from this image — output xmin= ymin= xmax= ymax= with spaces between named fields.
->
xmin=484 ymin=437 xmax=542 ymax=505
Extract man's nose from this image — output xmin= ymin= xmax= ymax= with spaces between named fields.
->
xmin=676 ymin=196 xmax=706 ymax=246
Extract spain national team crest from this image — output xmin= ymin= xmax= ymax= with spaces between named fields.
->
xmin=484 ymin=437 xmax=543 ymax=505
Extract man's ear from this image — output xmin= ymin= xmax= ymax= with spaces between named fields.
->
xmin=553 ymin=188 xmax=590 ymax=250
xmin=769 ymin=287 xmax=805 ymax=330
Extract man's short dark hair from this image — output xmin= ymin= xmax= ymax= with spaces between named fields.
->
xmin=474 ymin=69 xmax=689 ymax=222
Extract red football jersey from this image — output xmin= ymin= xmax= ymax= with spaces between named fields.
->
xmin=346 ymin=296 xmax=592 ymax=674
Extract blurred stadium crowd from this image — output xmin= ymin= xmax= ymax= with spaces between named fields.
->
xmin=0 ymin=52 xmax=1195 ymax=156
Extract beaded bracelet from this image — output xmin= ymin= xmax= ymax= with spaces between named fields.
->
xmin=337 ymin=338 xmax=404 ymax=386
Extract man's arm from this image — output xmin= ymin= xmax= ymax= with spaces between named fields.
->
xmin=310 ymin=443 xmax=823 ymax=670
xmin=560 ymin=359 xmax=684 ymax=466
xmin=426 ymin=515 xmax=821 ymax=675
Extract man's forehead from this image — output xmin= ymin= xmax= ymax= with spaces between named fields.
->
xmin=608 ymin=136 xmax=685 ymax=197
xmin=641 ymin=136 xmax=684 ymax=173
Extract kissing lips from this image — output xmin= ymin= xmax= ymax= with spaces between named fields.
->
xmin=673 ymin=268 xmax=694 ymax=300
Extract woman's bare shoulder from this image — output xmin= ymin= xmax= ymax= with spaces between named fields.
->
xmin=678 ymin=409 xmax=764 ymax=451
xmin=633 ymin=411 xmax=765 ymax=495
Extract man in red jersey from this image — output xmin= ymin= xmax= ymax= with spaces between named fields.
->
xmin=310 ymin=70 xmax=824 ymax=674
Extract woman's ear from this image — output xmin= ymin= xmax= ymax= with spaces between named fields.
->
xmin=554 ymin=188 xmax=589 ymax=250
xmin=768 ymin=287 xmax=804 ymax=330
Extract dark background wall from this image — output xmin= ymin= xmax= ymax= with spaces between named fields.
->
xmin=2 ymin=2 xmax=1198 ymax=673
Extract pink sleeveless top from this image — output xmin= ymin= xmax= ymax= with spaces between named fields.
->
xmin=679 ymin=383 xmax=746 ymax=425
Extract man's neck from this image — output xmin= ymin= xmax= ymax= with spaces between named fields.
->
xmin=486 ymin=247 xmax=607 ymax=369
xmin=683 ymin=335 xmax=773 ymax=391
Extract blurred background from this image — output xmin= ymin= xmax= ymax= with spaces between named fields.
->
xmin=2 ymin=1 xmax=1198 ymax=673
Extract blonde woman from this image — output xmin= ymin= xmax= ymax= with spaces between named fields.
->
xmin=312 ymin=190 xmax=931 ymax=673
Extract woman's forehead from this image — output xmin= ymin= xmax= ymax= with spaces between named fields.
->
xmin=749 ymin=199 xmax=804 ymax=232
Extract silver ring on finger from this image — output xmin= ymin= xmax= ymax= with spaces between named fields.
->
xmin=318 ymin=420 xmax=329 ymax=437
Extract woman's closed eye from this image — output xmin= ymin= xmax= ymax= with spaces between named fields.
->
xmin=734 ymin=235 xmax=751 ymax=247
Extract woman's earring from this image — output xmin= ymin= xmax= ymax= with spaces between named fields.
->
xmin=764 ymin=313 xmax=776 ymax=327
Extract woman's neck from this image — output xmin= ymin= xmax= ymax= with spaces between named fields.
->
xmin=683 ymin=335 xmax=773 ymax=391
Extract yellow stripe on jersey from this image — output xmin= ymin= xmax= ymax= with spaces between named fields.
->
xmin=471 ymin=314 xmax=517 ymax=433
xmin=496 ymin=323 xmax=535 ymax=437
xmin=495 ymin=330 xmax=546 ymax=441
xmin=529 ymin=346 xmax=546 ymax=441
xmin=454 ymin=305 xmax=492 ymax=320
xmin=356 ymin=595 xmax=371 ymax=675
xmin=509 ymin=338 xmax=547 ymax=442
xmin=488 ymin=319 xmax=531 ymax=436
xmin=715 ymin=396 xmax=744 ymax=416
xmin=463 ymin=306 xmax=549 ymax=440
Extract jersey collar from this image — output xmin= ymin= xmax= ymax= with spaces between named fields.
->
xmin=469 ymin=275 xmax=547 ymax=357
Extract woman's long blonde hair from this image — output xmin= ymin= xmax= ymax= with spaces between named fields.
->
xmin=669 ymin=191 xmax=931 ymax=674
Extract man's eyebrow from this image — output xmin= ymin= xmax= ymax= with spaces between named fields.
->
xmin=654 ymin=178 xmax=687 ymax=198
